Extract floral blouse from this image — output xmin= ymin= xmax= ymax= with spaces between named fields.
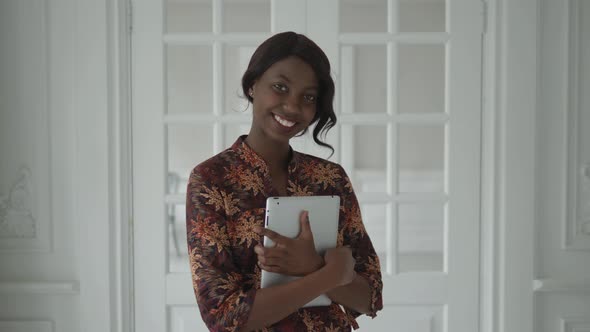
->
xmin=186 ymin=136 xmax=383 ymax=331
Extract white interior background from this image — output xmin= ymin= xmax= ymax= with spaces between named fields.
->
xmin=0 ymin=0 xmax=588 ymax=331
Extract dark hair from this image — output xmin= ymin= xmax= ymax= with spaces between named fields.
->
xmin=242 ymin=31 xmax=337 ymax=155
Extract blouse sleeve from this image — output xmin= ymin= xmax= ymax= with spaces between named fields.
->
xmin=337 ymin=166 xmax=384 ymax=326
xmin=186 ymin=166 xmax=256 ymax=332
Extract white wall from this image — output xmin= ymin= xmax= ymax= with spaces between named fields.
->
xmin=0 ymin=1 xmax=81 ymax=331
xmin=0 ymin=0 xmax=126 ymax=331
xmin=2 ymin=0 xmax=588 ymax=331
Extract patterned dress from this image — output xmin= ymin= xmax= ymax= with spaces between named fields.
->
xmin=186 ymin=135 xmax=383 ymax=331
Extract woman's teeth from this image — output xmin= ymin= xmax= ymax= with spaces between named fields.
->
xmin=274 ymin=114 xmax=295 ymax=128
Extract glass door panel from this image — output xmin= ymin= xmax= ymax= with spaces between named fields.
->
xmin=398 ymin=124 xmax=445 ymax=193
xmin=397 ymin=203 xmax=444 ymax=272
xmin=222 ymin=0 xmax=271 ymax=33
xmin=340 ymin=0 xmax=388 ymax=33
xmin=165 ymin=0 xmax=212 ymax=33
xmin=399 ymin=0 xmax=446 ymax=32
xmin=166 ymin=124 xmax=213 ymax=194
xmin=166 ymin=45 xmax=213 ymax=114
xmin=398 ymin=44 xmax=445 ymax=114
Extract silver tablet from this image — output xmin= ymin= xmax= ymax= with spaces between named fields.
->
xmin=260 ymin=195 xmax=340 ymax=307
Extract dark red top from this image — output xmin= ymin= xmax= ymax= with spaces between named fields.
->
xmin=186 ymin=136 xmax=383 ymax=331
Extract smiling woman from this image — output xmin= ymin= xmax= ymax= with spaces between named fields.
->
xmin=241 ymin=32 xmax=337 ymax=156
xmin=185 ymin=32 xmax=383 ymax=332
xmin=246 ymin=56 xmax=320 ymax=155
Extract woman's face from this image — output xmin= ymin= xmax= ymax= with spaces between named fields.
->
xmin=249 ymin=56 xmax=318 ymax=145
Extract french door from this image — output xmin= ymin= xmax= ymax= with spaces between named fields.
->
xmin=132 ymin=0 xmax=484 ymax=331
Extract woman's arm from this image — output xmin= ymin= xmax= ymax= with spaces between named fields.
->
xmin=326 ymin=273 xmax=372 ymax=314
xmin=256 ymin=224 xmax=372 ymax=316
xmin=244 ymin=248 xmax=355 ymax=331
xmin=253 ymin=211 xmax=372 ymax=315
xmin=187 ymin=168 xmax=260 ymax=332
xmin=335 ymin=166 xmax=384 ymax=320
xmin=242 ymin=247 xmax=356 ymax=332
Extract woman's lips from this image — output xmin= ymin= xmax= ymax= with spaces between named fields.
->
xmin=273 ymin=114 xmax=296 ymax=128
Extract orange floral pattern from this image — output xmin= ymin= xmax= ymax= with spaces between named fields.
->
xmin=186 ymin=136 xmax=383 ymax=331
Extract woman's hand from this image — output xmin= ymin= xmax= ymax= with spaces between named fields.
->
xmin=254 ymin=210 xmax=324 ymax=276
xmin=323 ymin=247 xmax=356 ymax=287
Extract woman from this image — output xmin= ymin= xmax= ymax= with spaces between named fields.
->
xmin=186 ymin=31 xmax=383 ymax=331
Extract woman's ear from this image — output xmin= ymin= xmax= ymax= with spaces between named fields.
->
xmin=248 ymin=82 xmax=257 ymax=99
xmin=252 ymin=81 xmax=259 ymax=92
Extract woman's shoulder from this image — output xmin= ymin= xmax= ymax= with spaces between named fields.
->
xmin=296 ymin=151 xmax=340 ymax=167
xmin=190 ymin=148 xmax=238 ymax=183
xmin=293 ymin=151 xmax=355 ymax=193
xmin=295 ymin=151 xmax=346 ymax=174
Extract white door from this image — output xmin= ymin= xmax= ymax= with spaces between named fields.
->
xmin=132 ymin=0 xmax=484 ymax=331
xmin=535 ymin=0 xmax=590 ymax=330
xmin=0 ymin=2 xmax=80 ymax=331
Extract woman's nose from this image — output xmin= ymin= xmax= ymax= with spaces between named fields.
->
xmin=282 ymin=94 xmax=301 ymax=113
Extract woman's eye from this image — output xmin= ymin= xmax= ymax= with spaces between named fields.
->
xmin=304 ymin=95 xmax=317 ymax=103
xmin=273 ymin=84 xmax=287 ymax=92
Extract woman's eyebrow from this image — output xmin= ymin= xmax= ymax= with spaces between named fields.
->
xmin=275 ymin=74 xmax=319 ymax=91
xmin=277 ymin=74 xmax=291 ymax=83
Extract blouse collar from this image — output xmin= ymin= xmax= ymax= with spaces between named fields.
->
xmin=231 ymin=135 xmax=300 ymax=172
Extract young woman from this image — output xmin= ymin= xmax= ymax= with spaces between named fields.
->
xmin=186 ymin=31 xmax=383 ymax=332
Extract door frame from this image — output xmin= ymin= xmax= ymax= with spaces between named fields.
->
xmin=90 ymin=0 xmax=134 ymax=331
xmin=108 ymin=0 xmax=135 ymax=331
xmin=480 ymin=0 xmax=538 ymax=332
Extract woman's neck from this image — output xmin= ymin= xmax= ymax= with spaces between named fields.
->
xmin=244 ymin=133 xmax=290 ymax=171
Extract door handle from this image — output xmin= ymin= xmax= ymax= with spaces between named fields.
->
xmin=581 ymin=164 xmax=590 ymax=235
xmin=582 ymin=163 xmax=590 ymax=180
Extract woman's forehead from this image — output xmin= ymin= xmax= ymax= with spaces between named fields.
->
xmin=262 ymin=57 xmax=318 ymax=87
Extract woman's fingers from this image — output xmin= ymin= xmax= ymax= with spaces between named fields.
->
xmin=253 ymin=219 xmax=322 ymax=276
xmin=256 ymin=246 xmax=287 ymax=265
xmin=258 ymin=261 xmax=281 ymax=273
xmin=256 ymin=251 xmax=285 ymax=272
xmin=297 ymin=210 xmax=314 ymax=240
xmin=258 ymin=256 xmax=280 ymax=267
xmin=323 ymin=247 xmax=356 ymax=286
xmin=261 ymin=245 xmax=287 ymax=258
xmin=254 ymin=226 xmax=288 ymax=247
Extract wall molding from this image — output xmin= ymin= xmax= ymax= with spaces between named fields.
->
xmin=0 ymin=167 xmax=36 ymax=239
xmin=0 ymin=320 xmax=54 ymax=332
xmin=564 ymin=0 xmax=590 ymax=251
xmin=107 ymin=0 xmax=134 ymax=332
xmin=0 ymin=0 xmax=52 ymax=253
xmin=480 ymin=0 xmax=538 ymax=331
xmin=533 ymin=278 xmax=590 ymax=293
xmin=560 ymin=317 xmax=590 ymax=332
xmin=74 ymin=0 xmax=134 ymax=331
xmin=0 ymin=281 xmax=79 ymax=295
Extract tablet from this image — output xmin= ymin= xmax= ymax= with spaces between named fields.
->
xmin=260 ymin=195 xmax=340 ymax=307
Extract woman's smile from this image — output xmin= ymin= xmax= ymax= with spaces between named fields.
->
xmin=273 ymin=113 xmax=296 ymax=128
